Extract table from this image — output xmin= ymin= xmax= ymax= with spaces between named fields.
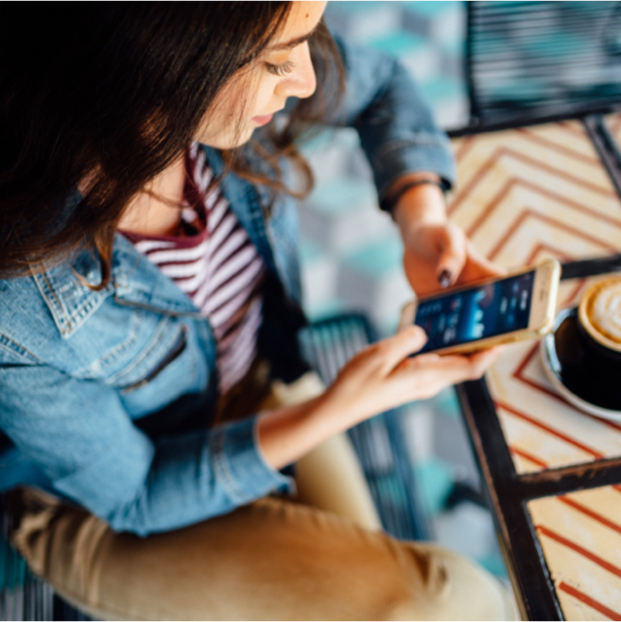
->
xmin=447 ymin=114 xmax=621 ymax=620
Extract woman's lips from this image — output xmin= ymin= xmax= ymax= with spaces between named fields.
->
xmin=252 ymin=113 xmax=274 ymax=126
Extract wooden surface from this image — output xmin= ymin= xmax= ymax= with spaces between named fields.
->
xmin=529 ymin=487 xmax=621 ymax=620
xmin=450 ymin=115 xmax=621 ymax=620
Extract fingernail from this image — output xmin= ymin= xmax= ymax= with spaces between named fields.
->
xmin=438 ymin=270 xmax=452 ymax=288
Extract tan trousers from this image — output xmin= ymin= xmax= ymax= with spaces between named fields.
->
xmin=10 ymin=372 xmax=514 ymax=621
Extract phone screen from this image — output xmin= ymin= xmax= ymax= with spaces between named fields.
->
xmin=414 ymin=271 xmax=535 ymax=353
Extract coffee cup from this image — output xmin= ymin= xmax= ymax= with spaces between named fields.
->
xmin=547 ymin=275 xmax=621 ymax=411
xmin=577 ymin=276 xmax=621 ymax=364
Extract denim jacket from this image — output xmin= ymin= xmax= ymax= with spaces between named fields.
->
xmin=0 ymin=38 xmax=455 ymax=535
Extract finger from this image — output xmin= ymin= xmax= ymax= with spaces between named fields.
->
xmin=439 ymin=346 xmax=503 ymax=382
xmin=406 ymin=347 xmax=498 ymax=387
xmin=465 ymin=345 xmax=505 ymax=373
xmin=378 ymin=325 xmax=428 ymax=369
xmin=464 ymin=240 xmax=507 ymax=278
xmin=436 ymin=225 xmax=466 ymax=287
xmin=391 ymin=354 xmax=473 ymax=400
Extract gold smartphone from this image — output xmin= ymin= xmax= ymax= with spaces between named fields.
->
xmin=399 ymin=259 xmax=561 ymax=355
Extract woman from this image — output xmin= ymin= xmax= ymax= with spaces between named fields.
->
xmin=0 ymin=2 xmax=512 ymax=619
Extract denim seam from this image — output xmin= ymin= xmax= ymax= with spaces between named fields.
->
xmin=210 ymin=428 xmax=248 ymax=505
xmin=0 ymin=333 xmax=41 ymax=363
xmin=374 ymin=137 xmax=451 ymax=163
xmin=36 ymin=273 xmax=71 ymax=336
xmin=112 ymin=294 xmax=203 ymax=318
xmin=97 ymin=310 xmax=143 ymax=371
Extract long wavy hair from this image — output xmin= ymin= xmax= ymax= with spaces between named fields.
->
xmin=0 ymin=2 xmax=343 ymax=287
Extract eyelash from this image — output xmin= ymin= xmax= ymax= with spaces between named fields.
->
xmin=265 ymin=59 xmax=295 ymax=77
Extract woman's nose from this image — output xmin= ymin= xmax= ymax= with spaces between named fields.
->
xmin=278 ymin=42 xmax=317 ymax=100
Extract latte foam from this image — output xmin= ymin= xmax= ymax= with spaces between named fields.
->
xmin=579 ymin=277 xmax=621 ymax=351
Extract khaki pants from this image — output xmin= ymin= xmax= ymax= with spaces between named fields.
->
xmin=10 ymin=372 xmax=514 ymax=620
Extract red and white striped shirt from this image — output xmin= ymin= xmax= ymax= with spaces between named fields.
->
xmin=122 ymin=142 xmax=265 ymax=394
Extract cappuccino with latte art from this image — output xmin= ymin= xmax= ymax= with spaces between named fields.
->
xmin=579 ymin=277 xmax=621 ymax=354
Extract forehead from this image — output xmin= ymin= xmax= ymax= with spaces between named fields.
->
xmin=269 ymin=1 xmax=326 ymax=50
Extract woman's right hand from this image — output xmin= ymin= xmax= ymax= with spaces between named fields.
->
xmin=323 ymin=325 xmax=502 ymax=428
xmin=258 ymin=325 xmax=502 ymax=470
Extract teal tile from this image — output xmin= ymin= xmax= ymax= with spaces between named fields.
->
xmin=477 ymin=552 xmax=509 ymax=579
xmin=343 ymin=239 xmax=403 ymax=277
xmin=367 ymin=31 xmax=427 ymax=56
xmin=485 ymin=1 xmax=537 ymax=10
xmin=568 ymin=1 xmax=613 ymax=15
xmin=414 ymin=458 xmax=454 ymax=516
xmin=0 ymin=533 xmax=26 ymax=589
xmin=439 ymin=36 xmax=467 ymax=57
xmin=305 ymin=299 xmax=347 ymax=323
xmin=327 ymin=1 xmax=386 ymax=16
xmin=419 ymin=76 xmax=465 ymax=101
xmin=307 ymin=178 xmax=377 ymax=215
xmin=299 ymin=130 xmax=337 ymax=155
xmin=402 ymin=1 xmax=461 ymax=19
xmin=298 ymin=239 xmax=323 ymax=263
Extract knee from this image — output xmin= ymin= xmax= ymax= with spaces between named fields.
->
xmin=390 ymin=542 xmax=516 ymax=621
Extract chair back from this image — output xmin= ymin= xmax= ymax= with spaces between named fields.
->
xmin=466 ymin=1 xmax=621 ymax=128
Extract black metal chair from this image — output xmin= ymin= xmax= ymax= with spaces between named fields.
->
xmin=465 ymin=1 xmax=621 ymax=130
xmin=299 ymin=313 xmax=432 ymax=541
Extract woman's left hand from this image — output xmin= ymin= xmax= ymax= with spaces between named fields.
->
xmin=402 ymin=221 xmax=505 ymax=297
xmin=391 ymin=174 xmax=505 ymax=296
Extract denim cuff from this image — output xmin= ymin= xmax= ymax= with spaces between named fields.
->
xmin=372 ymin=136 xmax=457 ymax=205
xmin=210 ymin=416 xmax=294 ymax=507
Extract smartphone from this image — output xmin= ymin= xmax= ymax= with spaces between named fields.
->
xmin=399 ymin=259 xmax=561 ymax=355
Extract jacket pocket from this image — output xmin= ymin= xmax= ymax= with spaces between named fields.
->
xmin=121 ymin=326 xmax=187 ymax=394
xmin=101 ymin=315 xmax=190 ymax=391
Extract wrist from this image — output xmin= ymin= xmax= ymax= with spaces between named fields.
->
xmin=257 ymin=393 xmax=349 ymax=470
xmin=380 ymin=173 xmax=447 ymax=215
xmin=392 ymin=182 xmax=449 ymax=243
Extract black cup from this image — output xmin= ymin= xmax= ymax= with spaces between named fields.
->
xmin=551 ymin=306 xmax=621 ymax=411
xmin=576 ymin=313 xmax=621 ymax=364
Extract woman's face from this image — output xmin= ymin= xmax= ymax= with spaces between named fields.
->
xmin=195 ymin=1 xmax=327 ymax=149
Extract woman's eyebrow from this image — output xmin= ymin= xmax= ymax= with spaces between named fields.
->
xmin=268 ymin=24 xmax=320 ymax=51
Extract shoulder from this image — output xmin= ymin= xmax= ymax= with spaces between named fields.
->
xmin=0 ymin=274 xmax=60 ymax=361
xmin=0 ymin=239 xmax=142 ymax=369
xmin=0 ymin=258 xmax=114 ymax=368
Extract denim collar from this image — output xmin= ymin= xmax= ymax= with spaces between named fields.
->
xmin=35 ymin=145 xmax=278 ymax=338
xmin=34 ymin=234 xmax=203 ymax=338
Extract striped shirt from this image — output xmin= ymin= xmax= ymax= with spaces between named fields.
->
xmin=122 ymin=142 xmax=265 ymax=394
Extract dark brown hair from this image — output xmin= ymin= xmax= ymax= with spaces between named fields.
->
xmin=0 ymin=2 xmax=343 ymax=287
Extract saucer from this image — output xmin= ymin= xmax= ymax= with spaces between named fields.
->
xmin=540 ymin=307 xmax=621 ymax=421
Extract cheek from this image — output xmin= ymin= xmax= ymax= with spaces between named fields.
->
xmin=196 ymin=85 xmax=246 ymax=142
xmin=251 ymin=78 xmax=279 ymax=114
xmin=194 ymin=71 xmax=274 ymax=148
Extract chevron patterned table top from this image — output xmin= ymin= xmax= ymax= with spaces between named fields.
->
xmin=450 ymin=121 xmax=621 ymax=474
xmin=529 ymin=485 xmax=621 ymax=621
xmin=450 ymin=118 xmax=621 ymax=620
